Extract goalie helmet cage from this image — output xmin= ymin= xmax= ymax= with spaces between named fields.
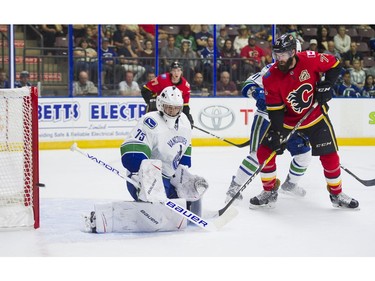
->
xmin=0 ymin=87 xmax=39 ymax=229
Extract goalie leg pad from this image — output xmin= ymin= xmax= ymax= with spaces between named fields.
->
xmin=94 ymin=199 xmax=187 ymax=233
xmin=170 ymin=165 xmax=209 ymax=201
xmin=138 ymin=159 xmax=167 ymax=202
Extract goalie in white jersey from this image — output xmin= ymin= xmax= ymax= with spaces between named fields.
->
xmin=84 ymin=86 xmax=209 ymax=234
xmin=225 ymin=38 xmax=312 ymax=203
xmin=85 ymin=86 xmax=208 ymax=233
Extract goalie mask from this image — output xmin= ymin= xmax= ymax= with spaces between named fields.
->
xmin=272 ymin=33 xmax=297 ymax=73
xmin=156 ymin=86 xmax=183 ymax=128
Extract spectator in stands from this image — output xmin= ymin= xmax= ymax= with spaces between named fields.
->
xmin=195 ymin=24 xmax=213 ymax=53
xmin=113 ymin=25 xmax=143 ymax=53
xmin=141 ymin=71 xmax=156 ymax=88
xmin=317 ymin=25 xmax=332 ymax=52
xmin=84 ymin=26 xmax=98 ymax=49
xmin=334 ymin=70 xmax=362 ymax=97
xmin=118 ymin=70 xmax=141 ymax=96
xmin=73 ymin=70 xmax=98 ymax=96
xmin=159 ymin=35 xmax=182 ymax=73
xmin=343 ymin=42 xmax=364 ymax=69
xmin=139 ymin=39 xmax=156 ymax=79
xmin=190 ymin=72 xmax=211 ymax=96
xmin=285 ymin=25 xmax=304 ymax=42
xmin=101 ymin=25 xmax=115 ymax=46
xmin=216 ymin=71 xmax=238 ymax=96
xmin=179 ymin=40 xmax=199 ymax=82
xmin=249 ymin=25 xmax=270 ymax=41
xmin=324 ymin=40 xmax=341 ymax=60
xmin=175 ymin=25 xmax=197 ymax=52
xmin=219 ymin=39 xmax=239 ymax=83
xmin=197 ymin=36 xmax=218 ymax=84
xmin=117 ymin=36 xmax=146 ymax=83
xmin=73 ymin=38 xmax=98 ymax=82
xmin=0 ymin=69 xmax=9 ymax=89
xmin=334 ymin=26 xmax=351 ymax=55
xmin=350 ymin=59 xmax=366 ymax=89
xmin=72 ymin=25 xmax=87 ymax=42
xmin=101 ymin=38 xmax=123 ymax=89
xmin=233 ymin=25 xmax=250 ymax=55
xmin=362 ymin=74 xmax=375 ymax=97
xmin=14 ymin=71 xmax=32 ymax=88
xmin=307 ymin=39 xmax=319 ymax=52
xmin=217 ymin=26 xmax=230 ymax=50
xmin=240 ymin=35 xmax=266 ymax=80
xmin=39 ymin=24 xmax=67 ymax=55
xmin=138 ymin=24 xmax=156 ymax=41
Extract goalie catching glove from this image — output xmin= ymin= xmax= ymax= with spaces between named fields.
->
xmin=170 ymin=165 xmax=209 ymax=201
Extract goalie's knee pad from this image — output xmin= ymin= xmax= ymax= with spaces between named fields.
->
xmin=170 ymin=165 xmax=209 ymax=201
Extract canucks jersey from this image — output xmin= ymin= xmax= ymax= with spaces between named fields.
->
xmin=121 ymin=111 xmax=192 ymax=178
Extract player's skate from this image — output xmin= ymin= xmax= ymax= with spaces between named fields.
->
xmin=82 ymin=211 xmax=97 ymax=233
xmin=280 ymin=175 xmax=306 ymax=197
xmin=330 ymin=192 xmax=359 ymax=209
xmin=249 ymin=179 xmax=280 ymax=209
xmin=225 ymin=176 xmax=243 ymax=204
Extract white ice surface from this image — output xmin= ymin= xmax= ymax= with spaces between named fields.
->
xmin=1 ymin=145 xmax=375 ymax=280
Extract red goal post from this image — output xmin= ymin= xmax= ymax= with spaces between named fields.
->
xmin=0 ymin=86 xmax=39 ymax=229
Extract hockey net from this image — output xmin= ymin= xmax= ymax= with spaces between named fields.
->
xmin=0 ymin=87 xmax=39 ymax=229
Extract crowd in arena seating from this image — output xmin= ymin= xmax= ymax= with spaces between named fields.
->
xmin=1 ymin=24 xmax=374 ymax=97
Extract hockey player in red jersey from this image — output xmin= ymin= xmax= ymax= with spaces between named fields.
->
xmin=141 ymin=61 xmax=194 ymax=126
xmin=249 ymin=33 xmax=359 ymax=209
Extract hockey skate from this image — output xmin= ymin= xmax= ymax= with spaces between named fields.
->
xmin=225 ymin=176 xmax=243 ymax=204
xmin=249 ymin=179 xmax=280 ymax=209
xmin=330 ymin=192 xmax=359 ymax=209
xmin=280 ymin=175 xmax=306 ymax=197
xmin=82 ymin=211 xmax=97 ymax=233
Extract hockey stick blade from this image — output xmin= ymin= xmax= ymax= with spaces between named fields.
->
xmin=70 ymin=143 xmax=231 ymax=231
xmin=193 ymin=125 xmax=250 ymax=148
xmin=341 ymin=165 xmax=375 ymax=187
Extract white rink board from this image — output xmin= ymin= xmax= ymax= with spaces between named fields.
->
xmin=37 ymin=97 xmax=375 ymax=143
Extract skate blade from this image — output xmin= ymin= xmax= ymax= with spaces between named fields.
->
xmin=249 ymin=202 xmax=276 ymax=210
xmin=332 ymin=204 xmax=361 ymax=211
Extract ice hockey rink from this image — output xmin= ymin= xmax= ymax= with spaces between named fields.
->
xmin=1 ymin=145 xmax=374 ymax=280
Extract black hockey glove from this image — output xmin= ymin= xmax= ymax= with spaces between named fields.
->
xmin=148 ymin=98 xmax=157 ymax=112
xmin=315 ymin=81 xmax=333 ymax=105
xmin=264 ymin=129 xmax=286 ymax=155
xmin=183 ymin=105 xmax=194 ymax=129
xmin=186 ymin=113 xmax=194 ymax=129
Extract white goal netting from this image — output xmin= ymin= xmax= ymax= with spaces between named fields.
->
xmin=0 ymin=87 xmax=38 ymax=229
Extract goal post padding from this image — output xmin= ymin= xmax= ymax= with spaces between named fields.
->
xmin=0 ymin=87 xmax=39 ymax=229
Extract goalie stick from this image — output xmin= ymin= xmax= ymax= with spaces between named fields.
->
xmin=211 ymin=101 xmax=319 ymax=217
xmin=70 ymin=143 xmax=238 ymax=231
xmin=193 ymin=125 xmax=250 ymax=148
xmin=340 ymin=165 xmax=375 ymax=187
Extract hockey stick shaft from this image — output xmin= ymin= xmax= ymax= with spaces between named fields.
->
xmin=70 ymin=143 xmax=219 ymax=231
xmin=340 ymin=165 xmax=375 ymax=187
xmin=193 ymin=125 xmax=250 ymax=148
xmin=218 ymin=101 xmax=319 ymax=216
